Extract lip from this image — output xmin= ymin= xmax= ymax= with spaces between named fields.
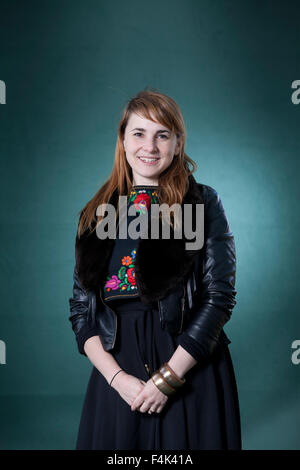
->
xmin=137 ymin=156 xmax=160 ymax=166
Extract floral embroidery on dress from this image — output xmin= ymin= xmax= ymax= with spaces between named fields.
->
xmin=104 ymin=187 xmax=159 ymax=296
xmin=105 ymin=249 xmax=137 ymax=292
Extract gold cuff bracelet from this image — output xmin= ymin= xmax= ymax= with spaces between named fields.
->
xmin=151 ymin=372 xmax=177 ymax=396
xmin=159 ymin=363 xmax=186 ymax=389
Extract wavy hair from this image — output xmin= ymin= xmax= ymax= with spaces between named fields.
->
xmin=77 ymin=87 xmax=197 ymax=238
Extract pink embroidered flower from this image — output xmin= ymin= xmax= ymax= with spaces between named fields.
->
xmin=127 ymin=268 xmax=136 ymax=285
xmin=105 ymin=275 xmax=121 ymax=291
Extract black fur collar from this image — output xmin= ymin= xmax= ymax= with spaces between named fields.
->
xmin=75 ymin=174 xmax=204 ymax=303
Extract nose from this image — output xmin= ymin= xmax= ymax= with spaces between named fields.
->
xmin=142 ymin=136 xmax=158 ymax=154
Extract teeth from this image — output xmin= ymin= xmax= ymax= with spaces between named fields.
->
xmin=139 ymin=157 xmax=158 ymax=162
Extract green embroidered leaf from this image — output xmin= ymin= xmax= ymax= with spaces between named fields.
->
xmin=118 ymin=266 xmax=126 ymax=279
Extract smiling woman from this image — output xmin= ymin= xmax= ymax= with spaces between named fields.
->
xmin=123 ymin=111 xmax=181 ymax=184
xmin=68 ymin=88 xmax=242 ymax=450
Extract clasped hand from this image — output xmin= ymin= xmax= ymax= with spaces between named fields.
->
xmin=111 ymin=371 xmax=168 ymax=414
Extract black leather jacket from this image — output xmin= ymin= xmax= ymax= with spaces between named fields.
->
xmin=68 ymin=179 xmax=236 ymax=359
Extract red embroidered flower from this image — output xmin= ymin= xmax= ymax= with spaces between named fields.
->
xmin=127 ymin=268 xmax=136 ymax=285
xmin=134 ymin=193 xmax=151 ymax=213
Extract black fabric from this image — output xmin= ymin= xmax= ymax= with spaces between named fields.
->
xmin=75 ymin=297 xmax=242 ymax=450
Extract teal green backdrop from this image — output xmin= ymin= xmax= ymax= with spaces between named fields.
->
xmin=0 ymin=0 xmax=300 ymax=450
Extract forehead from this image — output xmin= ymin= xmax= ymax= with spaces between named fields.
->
xmin=127 ymin=112 xmax=170 ymax=131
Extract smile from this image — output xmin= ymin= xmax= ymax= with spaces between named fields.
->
xmin=138 ymin=156 xmax=160 ymax=165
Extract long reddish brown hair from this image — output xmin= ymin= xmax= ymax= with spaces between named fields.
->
xmin=77 ymin=88 xmax=197 ymax=237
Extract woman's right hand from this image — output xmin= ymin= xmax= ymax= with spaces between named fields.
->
xmin=110 ymin=371 xmax=146 ymax=408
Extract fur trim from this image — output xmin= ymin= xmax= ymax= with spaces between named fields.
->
xmin=75 ymin=175 xmax=204 ymax=304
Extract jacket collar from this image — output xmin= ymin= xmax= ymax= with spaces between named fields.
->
xmin=75 ymin=174 xmax=204 ymax=304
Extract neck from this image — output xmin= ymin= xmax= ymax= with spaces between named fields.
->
xmin=132 ymin=176 xmax=158 ymax=186
xmin=132 ymin=183 xmax=158 ymax=188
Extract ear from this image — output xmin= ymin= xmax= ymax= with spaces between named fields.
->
xmin=175 ymin=136 xmax=181 ymax=155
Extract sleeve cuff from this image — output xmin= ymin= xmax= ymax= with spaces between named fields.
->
xmin=178 ymin=331 xmax=218 ymax=362
xmin=76 ymin=324 xmax=100 ymax=356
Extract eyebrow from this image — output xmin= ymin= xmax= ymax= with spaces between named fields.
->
xmin=130 ymin=127 xmax=171 ymax=134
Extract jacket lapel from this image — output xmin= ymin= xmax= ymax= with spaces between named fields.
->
xmin=75 ymin=174 xmax=204 ymax=304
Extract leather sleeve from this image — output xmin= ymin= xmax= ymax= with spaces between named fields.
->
xmin=178 ymin=185 xmax=237 ymax=361
xmin=68 ymin=266 xmax=100 ymax=356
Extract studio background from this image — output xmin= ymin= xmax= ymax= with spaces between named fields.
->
xmin=0 ymin=0 xmax=299 ymax=450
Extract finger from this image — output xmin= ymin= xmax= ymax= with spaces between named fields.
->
xmin=148 ymin=407 xmax=157 ymax=415
xmin=131 ymin=394 xmax=145 ymax=411
xmin=156 ymin=402 xmax=167 ymax=414
xmin=139 ymin=401 xmax=151 ymax=413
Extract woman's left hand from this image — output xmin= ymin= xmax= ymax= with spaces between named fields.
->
xmin=130 ymin=377 xmax=168 ymax=414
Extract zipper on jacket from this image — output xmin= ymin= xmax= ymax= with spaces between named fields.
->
xmin=99 ymin=285 xmax=118 ymax=349
xmin=178 ymin=283 xmax=185 ymax=334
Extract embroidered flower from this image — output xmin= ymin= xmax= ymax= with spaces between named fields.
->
xmin=105 ymin=275 xmax=121 ymax=291
xmin=127 ymin=267 xmax=135 ymax=285
xmin=105 ymin=255 xmax=137 ymax=293
xmin=122 ymin=255 xmax=132 ymax=266
xmin=128 ymin=188 xmax=159 ymax=216
xmin=134 ymin=193 xmax=151 ymax=214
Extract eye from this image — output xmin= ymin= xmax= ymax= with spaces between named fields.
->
xmin=133 ymin=132 xmax=168 ymax=139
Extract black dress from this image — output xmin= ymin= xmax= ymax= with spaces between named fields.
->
xmin=75 ymin=297 xmax=241 ymax=450
xmin=75 ymin=185 xmax=242 ymax=450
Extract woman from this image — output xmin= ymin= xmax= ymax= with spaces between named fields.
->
xmin=68 ymin=89 xmax=242 ymax=450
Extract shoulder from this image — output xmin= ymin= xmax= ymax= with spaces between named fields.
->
xmin=196 ymin=182 xmax=224 ymax=210
xmin=194 ymin=183 xmax=232 ymax=233
xmin=195 ymin=183 xmax=233 ymax=238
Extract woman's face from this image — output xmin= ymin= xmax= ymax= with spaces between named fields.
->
xmin=123 ymin=112 xmax=181 ymax=186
